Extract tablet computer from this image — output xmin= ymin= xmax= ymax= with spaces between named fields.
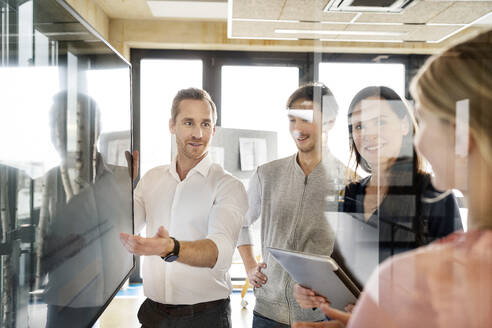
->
xmin=267 ymin=247 xmax=360 ymax=310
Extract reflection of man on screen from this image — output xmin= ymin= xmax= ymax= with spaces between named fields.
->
xmin=119 ymin=88 xmax=248 ymax=328
xmin=36 ymin=92 xmax=132 ymax=327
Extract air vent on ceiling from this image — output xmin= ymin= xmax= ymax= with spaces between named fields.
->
xmin=324 ymin=0 xmax=415 ymax=13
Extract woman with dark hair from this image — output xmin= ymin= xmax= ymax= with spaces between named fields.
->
xmin=342 ymin=86 xmax=461 ymax=263
xmin=293 ymin=86 xmax=462 ymax=311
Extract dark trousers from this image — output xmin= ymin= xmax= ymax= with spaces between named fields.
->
xmin=253 ymin=311 xmax=291 ymax=328
xmin=138 ymin=298 xmax=231 ymax=328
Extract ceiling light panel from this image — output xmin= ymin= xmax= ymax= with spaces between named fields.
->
xmin=147 ymin=1 xmax=227 ymax=19
xmin=275 ymin=29 xmax=405 ymax=36
xmin=229 ymin=20 xmax=348 ymax=38
xmin=230 ymin=18 xmax=465 ymax=43
xmin=340 ymin=22 xmax=461 ymax=41
xmin=320 ymin=38 xmax=404 ymax=43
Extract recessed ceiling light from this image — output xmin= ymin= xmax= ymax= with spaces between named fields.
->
xmin=229 ymin=36 xmax=299 ymax=41
xmin=233 ymin=18 xmax=301 ymax=24
xmin=321 ymin=38 xmax=404 ymax=43
xmin=275 ymin=29 xmax=404 ymax=36
xmin=147 ymin=1 xmax=227 ymax=19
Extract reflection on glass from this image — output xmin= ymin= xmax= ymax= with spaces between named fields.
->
xmin=221 ymin=65 xmax=301 ymax=282
xmin=221 ymin=65 xmax=299 ymax=158
xmin=34 ymin=29 xmax=49 ymax=67
xmin=18 ymin=1 xmax=33 ymax=66
xmin=334 ymin=86 xmax=462 ymax=288
xmin=237 ymin=83 xmax=348 ymax=324
xmin=319 ymin=62 xmax=405 ymax=168
xmin=34 ymin=93 xmax=132 ymax=327
xmin=0 ymin=0 xmax=133 ymax=327
xmin=346 ymin=29 xmax=492 ymax=328
xmin=140 ymin=59 xmax=202 ymax=176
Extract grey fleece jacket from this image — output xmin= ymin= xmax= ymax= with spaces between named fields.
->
xmin=237 ymin=153 xmax=346 ymax=325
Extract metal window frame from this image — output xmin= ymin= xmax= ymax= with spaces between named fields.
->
xmin=129 ymin=48 xmax=428 ymax=282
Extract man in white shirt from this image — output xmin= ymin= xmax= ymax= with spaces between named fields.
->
xmin=120 ymin=88 xmax=248 ymax=328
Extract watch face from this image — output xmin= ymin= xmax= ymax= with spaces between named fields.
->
xmin=164 ymin=255 xmax=179 ymax=262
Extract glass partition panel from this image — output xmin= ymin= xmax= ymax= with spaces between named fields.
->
xmin=221 ymin=65 xmax=299 ymax=159
xmin=221 ymin=65 xmax=299 ymax=280
xmin=319 ymin=62 xmax=405 ymax=170
xmin=0 ymin=1 xmax=134 ymax=327
xmin=140 ymin=59 xmax=203 ymax=176
xmin=129 ymin=0 xmax=486 ymax=324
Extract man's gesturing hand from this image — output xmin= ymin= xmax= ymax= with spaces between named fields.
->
xmin=120 ymin=226 xmax=173 ymax=257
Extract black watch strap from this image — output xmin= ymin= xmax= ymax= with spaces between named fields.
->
xmin=162 ymin=237 xmax=180 ymax=262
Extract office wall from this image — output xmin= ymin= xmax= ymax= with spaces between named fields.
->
xmin=65 ymin=0 xmax=110 ymax=40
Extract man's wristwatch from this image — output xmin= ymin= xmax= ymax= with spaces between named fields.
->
xmin=162 ymin=237 xmax=180 ymax=262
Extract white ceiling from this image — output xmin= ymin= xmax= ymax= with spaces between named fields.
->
xmin=92 ymin=0 xmax=492 ymax=45
xmin=228 ymin=0 xmax=492 ymax=43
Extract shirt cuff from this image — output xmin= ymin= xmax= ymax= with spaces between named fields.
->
xmin=207 ymin=234 xmax=234 ymax=272
xmin=236 ymin=226 xmax=254 ymax=247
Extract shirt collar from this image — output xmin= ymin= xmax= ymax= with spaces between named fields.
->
xmin=191 ymin=154 xmax=213 ymax=177
xmin=293 ymin=152 xmax=323 ymax=178
xmin=170 ymin=157 xmax=180 ymax=181
xmin=292 ymin=153 xmax=305 ymax=177
xmin=170 ymin=153 xmax=213 ymax=181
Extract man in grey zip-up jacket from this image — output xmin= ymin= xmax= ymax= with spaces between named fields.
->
xmin=237 ymin=83 xmax=346 ymax=326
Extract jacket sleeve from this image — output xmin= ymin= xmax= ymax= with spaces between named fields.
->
xmin=237 ymin=168 xmax=262 ymax=247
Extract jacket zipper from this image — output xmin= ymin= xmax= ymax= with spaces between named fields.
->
xmin=287 ymin=175 xmax=308 ymax=324
xmin=292 ymin=176 xmax=308 ymax=247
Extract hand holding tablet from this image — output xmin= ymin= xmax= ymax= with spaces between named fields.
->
xmin=267 ymin=247 xmax=360 ymax=310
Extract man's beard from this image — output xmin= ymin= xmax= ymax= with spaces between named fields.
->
xmin=297 ymin=141 xmax=316 ymax=154
xmin=177 ymin=138 xmax=208 ymax=160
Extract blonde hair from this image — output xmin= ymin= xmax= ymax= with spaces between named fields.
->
xmin=410 ymin=29 xmax=492 ymax=164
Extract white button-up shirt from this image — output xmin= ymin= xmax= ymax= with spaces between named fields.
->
xmin=134 ymin=155 xmax=248 ymax=305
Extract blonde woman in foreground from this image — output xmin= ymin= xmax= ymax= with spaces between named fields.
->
xmin=294 ymin=29 xmax=492 ymax=328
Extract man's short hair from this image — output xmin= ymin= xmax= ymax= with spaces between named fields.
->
xmin=171 ymin=88 xmax=217 ymax=123
xmin=286 ymin=82 xmax=339 ymax=118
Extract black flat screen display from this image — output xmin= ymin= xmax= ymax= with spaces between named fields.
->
xmin=0 ymin=1 xmax=134 ymax=327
